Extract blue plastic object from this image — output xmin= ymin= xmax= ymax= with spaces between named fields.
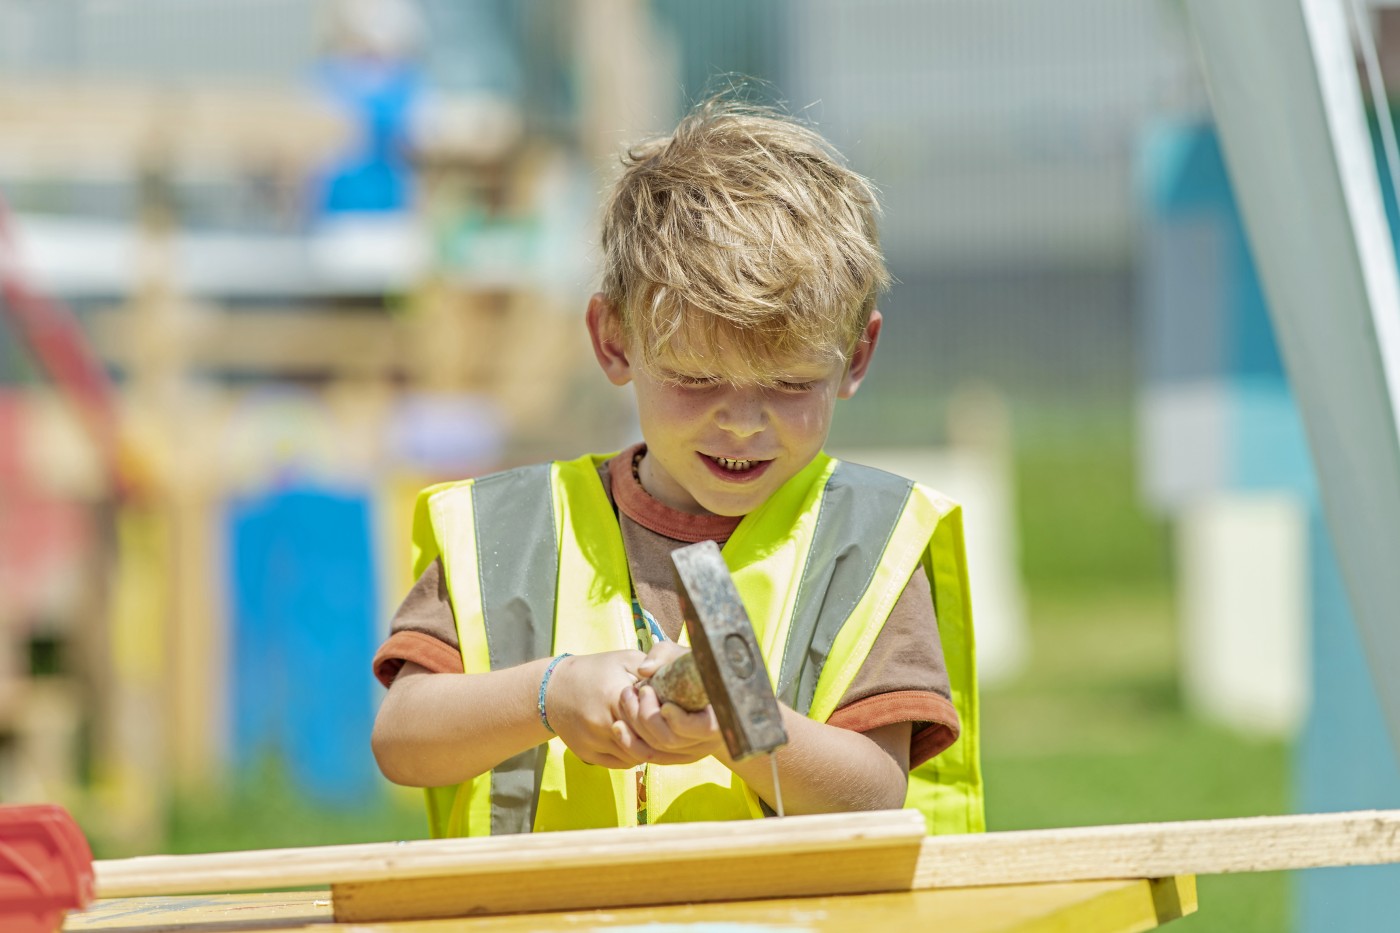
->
xmin=227 ymin=484 xmax=382 ymax=805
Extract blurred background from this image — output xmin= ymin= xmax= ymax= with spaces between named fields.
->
xmin=2 ymin=2 xmax=1398 ymax=930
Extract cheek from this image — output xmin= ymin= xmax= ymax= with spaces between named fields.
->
xmin=775 ymin=390 xmax=837 ymax=440
xmin=637 ymin=384 xmax=704 ymax=429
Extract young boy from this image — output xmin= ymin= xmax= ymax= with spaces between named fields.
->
xmin=371 ymin=96 xmax=982 ymax=838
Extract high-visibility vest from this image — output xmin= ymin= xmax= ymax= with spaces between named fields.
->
xmin=410 ymin=451 xmax=983 ymax=836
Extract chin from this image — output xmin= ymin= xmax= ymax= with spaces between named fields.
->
xmin=694 ymin=490 xmax=767 ymax=518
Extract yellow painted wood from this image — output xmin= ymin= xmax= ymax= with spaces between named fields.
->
xmin=65 ymin=877 xmax=1196 ymax=932
xmin=331 ymin=843 xmax=921 ymax=922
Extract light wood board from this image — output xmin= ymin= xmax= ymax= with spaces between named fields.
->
xmin=66 ymin=876 xmax=1197 ymax=933
xmin=90 ymin=808 xmax=1400 ymax=923
xmin=95 ymin=809 xmax=927 ymax=900
xmin=915 ymin=809 xmax=1400 ymax=886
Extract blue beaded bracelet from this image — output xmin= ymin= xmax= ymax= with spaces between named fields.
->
xmin=537 ymin=653 xmax=573 ymax=733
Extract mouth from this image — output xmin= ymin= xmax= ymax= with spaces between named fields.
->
xmin=712 ymin=456 xmax=759 ymax=472
xmin=701 ymin=452 xmax=772 ymax=481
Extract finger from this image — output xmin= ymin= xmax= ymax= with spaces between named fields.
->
xmin=616 ymin=684 xmax=642 ymax=724
xmin=637 ymin=653 xmax=669 ymax=678
xmin=636 ymin=683 xmax=664 ymax=719
xmin=570 ymin=738 xmax=637 ymax=769
xmin=586 ymin=751 xmax=635 ymax=769
xmin=611 ymin=720 xmax=657 ymax=764
xmin=638 ymin=642 xmax=685 ymax=677
xmin=618 ymin=683 xmax=672 ymax=750
xmin=632 ymin=686 xmax=685 ymax=748
xmin=641 ymin=749 xmax=709 ymax=767
xmin=661 ymin=703 xmax=720 ymax=740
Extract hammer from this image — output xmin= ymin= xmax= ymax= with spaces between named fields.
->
xmin=641 ymin=540 xmax=788 ymax=762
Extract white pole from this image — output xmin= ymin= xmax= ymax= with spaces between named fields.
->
xmin=1183 ymin=0 xmax=1400 ymax=755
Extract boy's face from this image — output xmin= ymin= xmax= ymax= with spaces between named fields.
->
xmin=587 ymin=294 xmax=882 ymax=517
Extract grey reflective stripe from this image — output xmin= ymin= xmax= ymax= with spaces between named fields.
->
xmin=776 ymin=461 xmax=913 ymax=717
xmin=472 ymin=463 xmax=558 ymax=835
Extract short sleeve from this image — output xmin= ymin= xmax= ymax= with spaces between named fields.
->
xmin=372 ymin=558 xmax=463 ymax=686
xmin=825 ymin=567 xmax=961 ymax=766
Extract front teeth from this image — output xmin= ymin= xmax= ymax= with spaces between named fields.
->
xmin=714 ymin=456 xmax=757 ymax=472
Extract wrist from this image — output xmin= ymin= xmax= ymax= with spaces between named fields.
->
xmin=537 ymin=653 xmax=573 ymax=733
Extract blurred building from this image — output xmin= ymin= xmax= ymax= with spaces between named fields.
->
xmin=0 ymin=0 xmax=1225 ymax=854
xmin=2 ymin=0 xmax=1208 ymax=413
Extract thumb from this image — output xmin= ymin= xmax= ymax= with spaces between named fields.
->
xmin=638 ymin=649 xmax=679 ymax=678
xmin=616 ymin=649 xmax=648 ymax=677
xmin=639 ymin=641 xmax=689 ymax=677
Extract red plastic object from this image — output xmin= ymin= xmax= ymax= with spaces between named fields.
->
xmin=0 ymin=805 xmax=95 ymax=933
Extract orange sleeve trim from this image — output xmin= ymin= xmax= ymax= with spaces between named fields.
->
xmin=827 ymin=690 xmax=962 ymax=768
xmin=373 ymin=630 xmax=464 ymax=687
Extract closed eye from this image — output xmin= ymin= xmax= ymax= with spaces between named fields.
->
xmin=668 ymin=374 xmax=721 ymax=388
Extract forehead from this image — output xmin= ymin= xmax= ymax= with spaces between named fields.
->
xmin=649 ymin=326 xmax=843 ymax=383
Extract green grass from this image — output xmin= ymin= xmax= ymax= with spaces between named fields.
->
xmin=982 ymin=587 xmax=1293 ymax=932
xmin=162 ymin=761 xmax=426 ymax=857
xmin=988 ymin=401 xmax=1294 ymax=931
xmin=1011 ymin=400 xmax=1174 ymax=596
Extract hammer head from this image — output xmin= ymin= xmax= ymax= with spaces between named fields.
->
xmin=671 ymin=540 xmax=788 ymax=761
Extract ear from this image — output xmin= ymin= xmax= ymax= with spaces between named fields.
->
xmin=837 ymin=308 xmax=882 ymax=399
xmin=587 ymin=292 xmax=634 ymax=386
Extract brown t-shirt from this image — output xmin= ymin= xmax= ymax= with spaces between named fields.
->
xmin=373 ymin=445 xmax=960 ymax=766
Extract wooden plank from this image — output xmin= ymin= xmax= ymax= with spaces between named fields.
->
xmin=916 ymin=810 xmax=1400 ymax=887
xmin=65 ymin=878 xmax=1196 ymax=933
xmin=65 ymin=892 xmax=332 ymax=932
xmin=332 ymin=843 xmax=921 ymax=923
xmin=89 ymin=809 xmax=1400 ymax=923
xmin=165 ymin=452 xmax=225 ymax=792
xmin=93 ymin=809 xmax=927 ymax=900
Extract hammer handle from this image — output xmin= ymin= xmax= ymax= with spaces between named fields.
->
xmin=639 ymin=650 xmax=710 ymax=712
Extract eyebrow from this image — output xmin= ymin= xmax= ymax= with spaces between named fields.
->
xmin=651 ymin=347 xmax=837 ymax=383
xmin=657 ymin=364 xmax=834 ymax=388
xmin=654 ymin=362 xmax=718 ymax=379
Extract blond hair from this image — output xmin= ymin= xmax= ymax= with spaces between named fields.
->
xmin=600 ymin=96 xmax=890 ymax=383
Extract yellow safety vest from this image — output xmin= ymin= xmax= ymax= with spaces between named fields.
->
xmin=409 ymin=451 xmax=983 ymax=836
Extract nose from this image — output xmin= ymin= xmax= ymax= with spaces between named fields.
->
xmin=713 ymin=386 xmax=766 ymax=437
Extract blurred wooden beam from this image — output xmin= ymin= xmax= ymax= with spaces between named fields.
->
xmin=0 ymin=81 xmax=350 ymax=175
xmin=0 ymin=80 xmax=528 ymax=179
xmin=89 ymin=305 xmax=407 ymax=378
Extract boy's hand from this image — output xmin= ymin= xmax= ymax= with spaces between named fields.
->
xmin=546 ymin=650 xmax=658 ymax=769
xmin=614 ymin=642 xmax=724 ymax=766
